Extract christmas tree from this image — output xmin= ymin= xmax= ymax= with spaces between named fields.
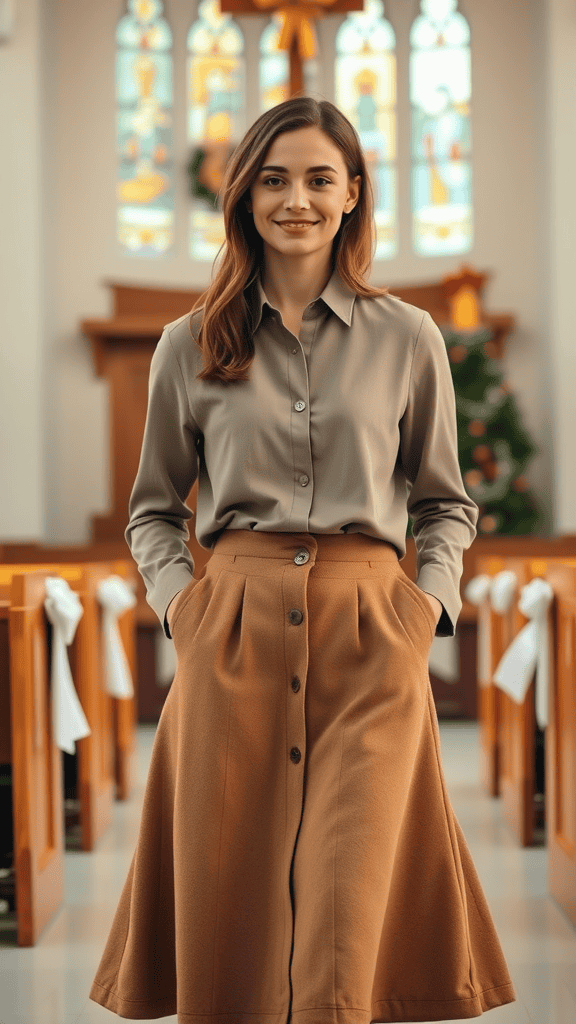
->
xmin=407 ymin=321 xmax=543 ymax=539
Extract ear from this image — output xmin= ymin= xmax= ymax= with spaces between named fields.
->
xmin=346 ymin=174 xmax=361 ymax=213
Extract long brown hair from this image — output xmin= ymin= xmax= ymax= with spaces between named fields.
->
xmin=189 ymin=96 xmax=389 ymax=384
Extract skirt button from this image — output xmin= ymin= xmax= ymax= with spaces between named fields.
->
xmin=290 ymin=747 xmax=301 ymax=763
xmin=288 ymin=609 xmax=304 ymax=624
xmin=294 ymin=549 xmax=310 ymax=564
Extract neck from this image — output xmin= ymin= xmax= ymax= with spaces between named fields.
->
xmin=261 ymin=251 xmax=334 ymax=310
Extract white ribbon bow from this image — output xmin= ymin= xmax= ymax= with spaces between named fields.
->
xmin=492 ymin=576 xmax=554 ymax=729
xmin=463 ymin=573 xmax=492 ymax=688
xmin=44 ymin=576 xmax=90 ymax=755
xmin=96 ymin=575 xmax=137 ymax=699
xmin=490 ymin=570 xmax=519 ymax=614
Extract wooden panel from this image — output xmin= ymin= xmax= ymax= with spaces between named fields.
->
xmin=544 ymin=561 xmax=576 ymax=926
xmin=475 ymin=555 xmax=507 ymax=796
xmin=9 ymin=571 xmax=65 ymax=945
xmin=73 ymin=563 xmax=116 ymax=846
xmin=99 ymin=345 xmax=154 ymax=542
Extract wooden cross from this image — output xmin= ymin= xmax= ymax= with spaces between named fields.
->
xmin=220 ymin=0 xmax=364 ymax=97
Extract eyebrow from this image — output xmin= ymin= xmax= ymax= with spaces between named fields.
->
xmin=259 ymin=164 xmax=338 ymax=174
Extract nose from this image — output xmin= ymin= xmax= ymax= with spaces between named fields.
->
xmin=284 ymin=181 xmax=310 ymax=211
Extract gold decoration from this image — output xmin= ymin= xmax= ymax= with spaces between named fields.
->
xmin=250 ymin=0 xmax=338 ymax=59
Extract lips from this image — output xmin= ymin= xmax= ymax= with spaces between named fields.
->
xmin=275 ymin=220 xmax=319 ymax=226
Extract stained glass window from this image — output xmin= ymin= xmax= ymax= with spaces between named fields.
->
xmin=410 ymin=0 xmax=472 ymax=255
xmin=259 ymin=15 xmax=290 ymax=111
xmin=335 ymin=0 xmax=397 ymax=260
xmin=116 ymin=0 xmax=174 ymax=257
xmin=187 ymin=0 xmax=245 ymax=262
xmin=259 ymin=14 xmax=319 ymax=112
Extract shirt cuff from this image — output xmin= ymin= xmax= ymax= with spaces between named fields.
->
xmin=151 ymin=567 xmax=197 ymax=639
xmin=416 ymin=564 xmax=461 ymax=637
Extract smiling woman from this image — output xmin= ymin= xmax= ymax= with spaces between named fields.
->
xmin=184 ymin=96 xmax=390 ymax=385
xmin=89 ymin=97 xmax=515 ymax=1024
xmin=245 ymin=129 xmax=361 ymax=314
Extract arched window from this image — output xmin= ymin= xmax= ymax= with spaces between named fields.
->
xmin=114 ymin=0 xmax=474 ymax=262
xmin=410 ymin=0 xmax=472 ymax=255
xmin=116 ymin=0 xmax=174 ymax=257
xmin=335 ymin=0 xmax=397 ymax=259
xmin=187 ymin=0 xmax=245 ymax=261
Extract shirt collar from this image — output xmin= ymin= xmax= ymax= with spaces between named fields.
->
xmin=244 ymin=264 xmax=357 ymax=334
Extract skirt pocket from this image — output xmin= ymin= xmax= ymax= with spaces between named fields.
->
xmin=170 ymin=565 xmax=227 ymax=658
xmin=396 ymin=571 xmax=438 ymax=643
xmin=169 ymin=575 xmax=202 ymax=634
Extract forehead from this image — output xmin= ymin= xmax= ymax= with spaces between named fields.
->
xmin=262 ymin=127 xmax=346 ymax=170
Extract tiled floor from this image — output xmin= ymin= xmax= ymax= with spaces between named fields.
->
xmin=1 ymin=720 xmax=575 ymax=1024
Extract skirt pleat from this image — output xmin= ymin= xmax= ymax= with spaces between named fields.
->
xmin=89 ymin=529 xmax=516 ymax=1022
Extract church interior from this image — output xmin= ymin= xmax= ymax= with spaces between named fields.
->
xmin=1 ymin=0 xmax=576 ymax=1021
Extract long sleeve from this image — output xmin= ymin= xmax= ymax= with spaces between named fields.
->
xmin=124 ymin=327 xmax=201 ymax=639
xmin=399 ymin=311 xmax=479 ymax=637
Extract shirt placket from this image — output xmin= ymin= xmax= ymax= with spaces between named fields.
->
xmin=284 ymin=304 xmax=320 ymax=533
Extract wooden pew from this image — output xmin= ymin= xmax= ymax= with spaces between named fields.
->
xmin=0 ymin=570 xmax=66 ymax=945
xmin=542 ymin=559 xmax=576 ymax=926
xmin=475 ymin=554 xmax=572 ymax=860
xmin=0 ymin=561 xmax=136 ymax=855
xmin=0 ymin=542 xmax=167 ymax=724
xmin=0 ymin=561 xmax=137 ymax=943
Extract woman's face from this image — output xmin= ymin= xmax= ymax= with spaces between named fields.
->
xmin=246 ymin=126 xmax=360 ymax=264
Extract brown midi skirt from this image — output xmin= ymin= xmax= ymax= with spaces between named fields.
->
xmin=90 ymin=529 xmax=516 ymax=1023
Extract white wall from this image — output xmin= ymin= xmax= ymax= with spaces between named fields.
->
xmin=539 ymin=0 xmax=576 ymax=533
xmin=1 ymin=0 xmax=573 ymax=542
xmin=0 ymin=0 xmax=49 ymax=536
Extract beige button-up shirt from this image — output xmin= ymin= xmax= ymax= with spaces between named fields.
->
xmin=125 ymin=266 xmax=479 ymax=640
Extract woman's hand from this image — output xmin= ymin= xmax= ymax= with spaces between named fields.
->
xmin=422 ymin=591 xmax=443 ymax=626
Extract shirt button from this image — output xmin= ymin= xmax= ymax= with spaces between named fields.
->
xmin=290 ymin=747 xmax=302 ymax=763
xmin=294 ymin=400 xmax=306 ymax=412
xmin=288 ymin=609 xmax=304 ymax=625
xmin=291 ymin=675 xmax=301 ymax=692
xmin=299 ymin=474 xmax=309 ymax=486
xmin=292 ymin=348 xmax=298 ymax=354
xmin=294 ymin=549 xmax=309 ymax=564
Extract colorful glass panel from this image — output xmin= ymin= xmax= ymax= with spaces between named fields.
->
xmin=187 ymin=0 xmax=245 ymax=262
xmin=335 ymin=0 xmax=397 ymax=260
xmin=259 ymin=15 xmax=290 ymax=111
xmin=116 ymin=0 xmax=174 ymax=257
xmin=410 ymin=0 xmax=473 ymax=255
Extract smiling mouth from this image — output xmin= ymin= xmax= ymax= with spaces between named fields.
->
xmin=275 ymin=221 xmax=319 ymax=229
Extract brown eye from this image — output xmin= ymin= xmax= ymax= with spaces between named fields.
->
xmin=262 ymin=176 xmax=332 ymax=187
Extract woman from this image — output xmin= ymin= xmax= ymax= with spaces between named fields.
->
xmin=90 ymin=97 xmax=516 ymax=1022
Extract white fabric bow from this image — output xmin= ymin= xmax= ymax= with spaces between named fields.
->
xmin=463 ymin=573 xmax=492 ymax=688
xmin=44 ymin=576 xmax=90 ymax=755
xmin=492 ymin=576 xmax=554 ymax=729
xmin=490 ymin=570 xmax=519 ymax=614
xmin=96 ymin=575 xmax=137 ymax=699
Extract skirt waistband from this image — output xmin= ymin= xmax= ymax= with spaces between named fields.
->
xmin=212 ymin=528 xmax=400 ymax=563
